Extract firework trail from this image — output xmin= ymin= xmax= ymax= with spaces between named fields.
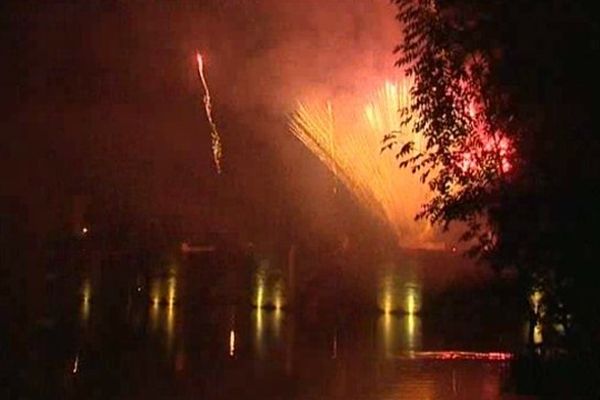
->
xmin=196 ymin=52 xmax=223 ymax=174
xmin=289 ymin=80 xmax=437 ymax=249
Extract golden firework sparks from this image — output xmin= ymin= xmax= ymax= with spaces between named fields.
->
xmin=289 ymin=80 xmax=438 ymax=249
xmin=196 ymin=52 xmax=223 ymax=174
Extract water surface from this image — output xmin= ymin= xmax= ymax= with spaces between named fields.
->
xmin=10 ymin=249 xmax=525 ymax=399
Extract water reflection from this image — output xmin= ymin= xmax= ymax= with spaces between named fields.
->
xmin=166 ymin=303 xmax=175 ymax=351
xmin=273 ymin=307 xmax=282 ymax=337
xmin=148 ymin=296 xmax=178 ymax=356
xmin=378 ymin=313 xmax=423 ymax=357
xmin=253 ymin=309 xmax=265 ymax=358
xmin=256 ymin=284 xmax=264 ymax=308
xmin=254 ymin=259 xmax=267 ymax=308
xmin=533 ymin=321 xmax=543 ymax=345
xmin=58 ymin=252 xmax=522 ymax=399
xmin=378 ymin=262 xmax=422 ymax=314
xmin=167 ymin=275 xmax=176 ymax=306
xmin=80 ymin=278 xmax=91 ymax=324
xmin=253 ymin=258 xmax=287 ymax=309
xmin=252 ymin=308 xmax=285 ymax=359
xmin=405 ymin=313 xmax=420 ymax=349
xmin=150 ymin=298 xmax=160 ymax=331
xmin=406 ymin=285 xmax=419 ymax=314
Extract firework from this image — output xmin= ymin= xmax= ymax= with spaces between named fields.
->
xmin=289 ymin=80 xmax=438 ymax=249
xmin=196 ymin=52 xmax=223 ymax=174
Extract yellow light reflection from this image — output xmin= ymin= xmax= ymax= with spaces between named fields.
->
xmin=150 ymin=277 xmax=161 ymax=307
xmin=405 ymin=313 xmax=422 ymax=350
xmin=530 ymin=290 xmax=543 ymax=314
xmin=383 ymin=312 xmax=393 ymax=357
xmin=254 ymin=261 xmax=268 ymax=308
xmin=256 ymin=308 xmax=263 ymax=334
xmin=81 ymin=299 xmax=90 ymax=323
xmin=273 ymin=279 xmax=285 ymax=311
xmin=253 ymin=307 xmax=284 ymax=359
xmin=407 ymin=313 xmax=415 ymax=337
xmin=256 ymin=285 xmax=264 ymax=309
xmin=273 ymin=307 xmax=282 ymax=340
xmin=533 ymin=322 xmax=543 ymax=345
xmin=404 ymin=284 xmax=421 ymax=314
xmin=166 ymin=302 xmax=175 ymax=353
xmin=254 ymin=309 xmax=265 ymax=358
xmin=81 ymin=280 xmax=91 ymax=323
xmin=384 ymin=293 xmax=393 ymax=315
xmin=167 ymin=276 xmax=176 ymax=307
xmin=150 ymin=298 xmax=160 ymax=332
xmin=407 ymin=294 xmax=416 ymax=315
xmin=378 ymin=313 xmax=422 ymax=358
xmin=379 ymin=275 xmax=394 ymax=314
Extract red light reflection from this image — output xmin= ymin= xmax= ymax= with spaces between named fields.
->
xmin=406 ymin=351 xmax=513 ymax=361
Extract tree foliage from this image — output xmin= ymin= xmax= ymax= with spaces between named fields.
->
xmin=390 ymin=0 xmax=600 ymax=345
xmin=389 ymin=0 xmax=521 ymax=259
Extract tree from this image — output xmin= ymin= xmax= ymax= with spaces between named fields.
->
xmin=390 ymin=0 xmax=600 ymax=348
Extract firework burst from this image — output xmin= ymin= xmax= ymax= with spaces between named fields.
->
xmin=289 ymin=80 xmax=438 ymax=249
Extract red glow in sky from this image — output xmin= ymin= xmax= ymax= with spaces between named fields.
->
xmin=458 ymin=135 xmax=513 ymax=174
xmin=457 ymin=101 xmax=514 ymax=176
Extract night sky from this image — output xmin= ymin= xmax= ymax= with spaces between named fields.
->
xmin=1 ymin=0 xmax=402 ymax=241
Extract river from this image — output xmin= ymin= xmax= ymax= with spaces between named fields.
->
xmin=7 ymin=246 xmax=529 ymax=399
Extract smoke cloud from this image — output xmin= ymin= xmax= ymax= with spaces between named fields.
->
xmin=3 ymin=0 xmax=406 ymax=242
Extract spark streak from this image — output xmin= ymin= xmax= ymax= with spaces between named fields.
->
xmin=196 ymin=52 xmax=223 ymax=174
